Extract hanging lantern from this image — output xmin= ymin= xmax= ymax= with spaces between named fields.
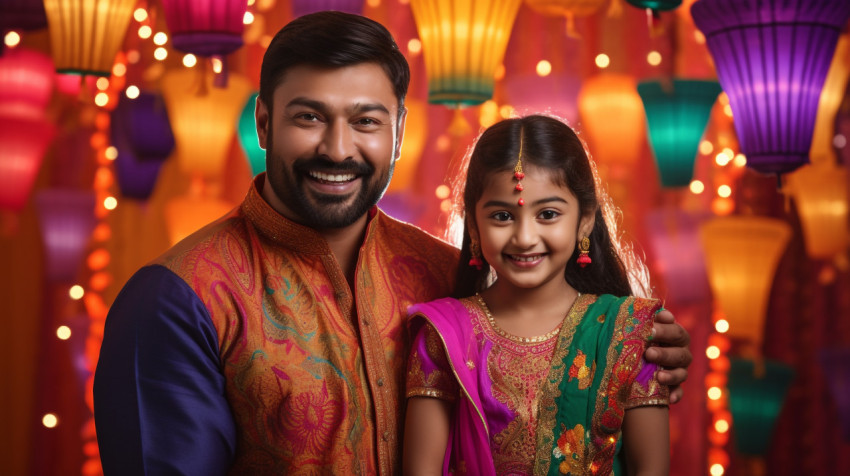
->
xmin=237 ymin=92 xmax=265 ymax=176
xmin=810 ymin=34 xmax=850 ymax=166
xmin=291 ymin=0 xmax=365 ymax=17
xmin=378 ymin=191 xmax=426 ymax=225
xmin=165 ymin=194 xmax=235 ymax=245
xmin=411 ymin=0 xmax=522 ymax=107
xmin=727 ymin=358 xmax=794 ymax=456
xmin=387 ymin=98 xmax=427 ymax=194
xmin=161 ymin=0 xmax=247 ymax=57
xmin=0 ymin=0 xmax=48 ymax=31
xmin=637 ymin=79 xmax=721 ymax=187
xmin=624 ymin=0 xmax=681 ymax=11
xmin=578 ymin=73 xmax=646 ymax=166
xmin=0 ymin=47 xmax=55 ymax=118
xmin=699 ymin=216 xmax=791 ymax=354
xmin=505 ymin=73 xmax=581 ymax=126
xmin=819 ymin=347 xmax=850 ymax=442
xmin=524 ymin=0 xmax=607 ymax=37
xmin=691 ymin=0 xmax=850 ymax=176
xmin=0 ymin=115 xmax=56 ymax=212
xmin=161 ymin=68 xmax=252 ymax=179
xmin=35 ymin=189 xmax=97 ymax=282
xmin=645 ymin=209 xmax=711 ymax=305
xmin=785 ymin=162 xmax=849 ymax=260
xmin=112 ymin=90 xmax=175 ymax=162
xmin=110 ymin=112 xmax=164 ymax=201
xmin=43 ymin=0 xmax=137 ymax=76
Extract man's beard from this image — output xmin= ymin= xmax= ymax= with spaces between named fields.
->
xmin=265 ymin=150 xmax=393 ymax=230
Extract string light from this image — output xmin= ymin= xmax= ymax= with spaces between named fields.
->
xmin=183 ymin=54 xmax=197 ymax=68
xmin=42 ymin=414 xmax=58 ymax=428
xmin=699 ymin=140 xmax=714 ymax=155
xmin=133 ymin=8 xmax=148 ymax=22
xmin=536 ymin=60 xmax=552 ymax=77
xmin=56 ymin=326 xmax=72 ymax=340
xmin=595 ymin=54 xmax=610 ymax=69
xmin=153 ymin=32 xmax=168 ymax=45
xmin=112 ymin=63 xmax=127 ymax=77
xmin=94 ymin=92 xmax=109 ymax=107
xmin=689 ymin=180 xmax=705 ymax=194
xmin=243 ymin=11 xmax=255 ymax=24
xmin=69 ymin=285 xmax=85 ymax=300
xmin=717 ymin=185 xmax=732 ymax=198
xmin=647 ymin=51 xmax=662 ymax=66
xmin=706 ymin=345 xmax=721 ymax=359
xmin=4 ymin=31 xmax=21 ymax=47
xmin=435 ymin=185 xmax=450 ymax=199
xmin=103 ymin=196 xmax=118 ymax=211
xmin=709 ymin=463 xmax=724 ymax=476
xmin=715 ymin=319 xmax=729 ymax=333
xmin=125 ymin=85 xmax=140 ymax=99
xmin=138 ymin=25 xmax=152 ymax=39
xmin=407 ymin=38 xmax=422 ymax=55
xmin=154 ymin=47 xmax=168 ymax=61
xmin=707 ymin=386 xmax=722 ymax=400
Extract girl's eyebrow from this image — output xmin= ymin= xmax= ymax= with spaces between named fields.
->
xmin=481 ymin=196 xmax=567 ymax=208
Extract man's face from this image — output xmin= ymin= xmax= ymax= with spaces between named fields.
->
xmin=255 ymin=63 xmax=406 ymax=230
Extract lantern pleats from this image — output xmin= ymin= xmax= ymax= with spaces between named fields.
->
xmin=819 ymin=347 xmax=850 ymax=442
xmin=112 ymin=91 xmax=175 ymax=162
xmin=699 ymin=216 xmax=791 ymax=352
xmin=291 ymin=0 xmax=365 ymax=17
xmin=0 ymin=48 xmax=56 ymax=119
xmin=0 ymin=0 xmax=48 ymax=31
xmin=411 ymin=0 xmax=522 ymax=107
xmin=35 ymin=189 xmax=97 ymax=282
xmin=785 ymin=162 xmax=849 ymax=260
xmin=162 ymin=0 xmax=247 ymax=57
xmin=161 ymin=69 xmax=252 ymax=179
xmin=645 ymin=209 xmax=711 ymax=305
xmin=578 ymin=73 xmax=646 ymax=166
xmin=0 ymin=115 xmax=56 ymax=212
xmin=638 ymin=79 xmax=721 ymax=187
xmin=387 ymin=98 xmax=427 ymax=193
xmin=110 ymin=103 xmax=166 ymax=201
xmin=237 ymin=92 xmax=265 ymax=176
xmin=43 ymin=0 xmax=137 ymax=76
xmin=165 ymin=194 xmax=235 ymax=245
xmin=691 ymin=0 xmax=850 ymax=175
xmin=727 ymin=358 xmax=794 ymax=456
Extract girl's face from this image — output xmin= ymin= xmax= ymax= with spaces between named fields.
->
xmin=473 ymin=165 xmax=594 ymax=292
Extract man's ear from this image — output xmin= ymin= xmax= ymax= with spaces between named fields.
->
xmin=255 ymin=96 xmax=269 ymax=150
xmin=393 ymin=106 xmax=408 ymax=162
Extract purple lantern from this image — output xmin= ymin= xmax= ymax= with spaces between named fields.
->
xmin=110 ymin=116 xmax=166 ymax=201
xmin=691 ymin=0 xmax=850 ymax=176
xmin=291 ymin=0 xmax=365 ymax=17
xmin=0 ymin=0 xmax=48 ymax=32
xmin=819 ymin=347 xmax=850 ymax=441
xmin=35 ymin=189 xmax=96 ymax=283
xmin=112 ymin=91 xmax=175 ymax=162
xmin=645 ymin=209 xmax=711 ymax=305
xmin=161 ymin=0 xmax=247 ymax=57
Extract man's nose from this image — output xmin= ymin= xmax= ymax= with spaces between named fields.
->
xmin=317 ymin=120 xmax=355 ymax=162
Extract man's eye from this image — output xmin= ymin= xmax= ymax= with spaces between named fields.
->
xmin=298 ymin=113 xmax=319 ymax=121
xmin=357 ymin=118 xmax=379 ymax=126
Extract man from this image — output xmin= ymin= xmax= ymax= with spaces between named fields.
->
xmin=94 ymin=11 xmax=691 ymax=475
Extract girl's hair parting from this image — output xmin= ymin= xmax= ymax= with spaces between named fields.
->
xmin=445 ymin=114 xmax=652 ymax=299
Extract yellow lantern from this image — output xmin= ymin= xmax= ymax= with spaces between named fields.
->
xmin=387 ymin=98 xmax=427 ymax=193
xmin=43 ymin=0 xmax=137 ymax=76
xmin=577 ymin=73 xmax=646 ymax=166
xmin=161 ymin=69 xmax=253 ymax=179
xmin=164 ymin=194 xmax=235 ymax=245
xmin=524 ymin=0 xmax=608 ymax=37
xmin=410 ymin=0 xmax=522 ymax=107
xmin=700 ymin=216 xmax=792 ymax=355
xmin=785 ymin=162 xmax=849 ymax=260
xmin=810 ymin=33 xmax=850 ymax=166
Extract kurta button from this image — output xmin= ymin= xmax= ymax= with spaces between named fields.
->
xmin=382 ymin=431 xmax=390 ymax=441
xmin=363 ymin=319 xmax=370 ymax=326
xmin=377 ymin=378 xmax=384 ymax=387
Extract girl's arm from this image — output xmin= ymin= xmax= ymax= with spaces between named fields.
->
xmin=623 ymin=406 xmax=670 ymax=476
xmin=403 ymin=396 xmax=452 ymax=476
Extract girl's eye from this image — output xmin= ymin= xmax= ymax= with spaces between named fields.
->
xmin=539 ymin=210 xmax=560 ymax=220
xmin=491 ymin=211 xmax=512 ymax=222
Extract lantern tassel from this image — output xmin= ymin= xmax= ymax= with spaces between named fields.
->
xmin=195 ymin=60 xmax=209 ymax=97
xmin=449 ymin=108 xmax=471 ymax=137
xmin=564 ymin=13 xmax=581 ymax=40
xmin=607 ymin=0 xmax=623 ymax=18
xmin=213 ymin=55 xmax=229 ymax=89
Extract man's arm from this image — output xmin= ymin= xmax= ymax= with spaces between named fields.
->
xmin=94 ymin=265 xmax=236 ymax=475
xmin=645 ymin=310 xmax=693 ymax=404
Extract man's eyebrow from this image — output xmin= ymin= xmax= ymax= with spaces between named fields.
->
xmin=284 ymin=97 xmax=391 ymax=116
xmin=481 ymin=196 xmax=568 ymax=208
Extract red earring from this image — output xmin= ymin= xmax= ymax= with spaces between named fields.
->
xmin=577 ymin=237 xmax=591 ymax=267
xmin=469 ymin=241 xmax=483 ymax=270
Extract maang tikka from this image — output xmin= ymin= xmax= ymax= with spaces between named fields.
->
xmin=513 ymin=130 xmax=525 ymax=206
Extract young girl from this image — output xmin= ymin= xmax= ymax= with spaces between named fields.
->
xmin=403 ymin=115 xmax=669 ymax=476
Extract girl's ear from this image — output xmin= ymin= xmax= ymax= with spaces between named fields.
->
xmin=465 ymin=214 xmax=479 ymax=243
xmin=578 ymin=210 xmax=596 ymax=241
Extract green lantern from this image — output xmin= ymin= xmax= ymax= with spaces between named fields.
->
xmin=727 ymin=358 xmax=794 ymax=456
xmin=637 ymin=79 xmax=721 ymax=188
xmin=624 ymin=0 xmax=681 ymax=11
xmin=237 ymin=92 xmax=266 ymax=176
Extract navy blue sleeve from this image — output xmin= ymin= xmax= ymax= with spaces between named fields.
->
xmin=94 ymin=265 xmax=236 ymax=475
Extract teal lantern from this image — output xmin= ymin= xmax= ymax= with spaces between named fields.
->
xmin=637 ymin=79 xmax=721 ymax=187
xmin=625 ymin=0 xmax=681 ymax=11
xmin=237 ymin=92 xmax=265 ymax=176
xmin=727 ymin=358 xmax=794 ymax=456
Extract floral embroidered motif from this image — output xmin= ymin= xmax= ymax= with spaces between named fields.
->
xmin=568 ymin=350 xmax=595 ymax=390
xmin=554 ymin=423 xmax=587 ymax=475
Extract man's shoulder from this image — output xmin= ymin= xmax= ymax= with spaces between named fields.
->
xmin=376 ymin=212 xmax=460 ymax=258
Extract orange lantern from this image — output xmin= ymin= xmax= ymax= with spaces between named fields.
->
xmin=164 ymin=194 xmax=235 ymax=245
xmin=785 ymin=162 xmax=849 ymax=260
xmin=160 ymin=68 xmax=252 ymax=179
xmin=524 ymin=0 xmax=608 ymax=37
xmin=410 ymin=0 xmax=522 ymax=107
xmin=43 ymin=0 xmax=137 ymax=76
xmin=811 ymin=33 xmax=850 ymax=166
xmin=387 ymin=98 xmax=427 ymax=193
xmin=577 ymin=73 xmax=646 ymax=166
xmin=700 ymin=216 xmax=791 ymax=354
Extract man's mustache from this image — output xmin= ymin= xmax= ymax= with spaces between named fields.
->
xmin=292 ymin=156 xmax=374 ymax=176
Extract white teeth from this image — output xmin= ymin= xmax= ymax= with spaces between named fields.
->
xmin=309 ymin=171 xmax=356 ymax=183
xmin=511 ymin=255 xmax=540 ymax=262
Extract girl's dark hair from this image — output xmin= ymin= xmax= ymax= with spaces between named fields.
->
xmin=449 ymin=115 xmax=650 ymax=299
xmin=259 ymin=11 xmax=410 ymax=117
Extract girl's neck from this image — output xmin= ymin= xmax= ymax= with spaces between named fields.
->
xmin=479 ymin=278 xmax=579 ymax=338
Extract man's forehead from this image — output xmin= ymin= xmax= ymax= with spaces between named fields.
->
xmin=273 ymin=63 xmax=398 ymax=109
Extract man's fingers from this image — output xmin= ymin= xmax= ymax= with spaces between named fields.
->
xmin=668 ymin=385 xmax=683 ymax=404
xmin=651 ymin=321 xmax=691 ymax=347
xmin=645 ymin=345 xmax=693 ymax=370
xmin=654 ymin=309 xmax=675 ymax=324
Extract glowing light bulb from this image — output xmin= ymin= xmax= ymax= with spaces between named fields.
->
xmin=715 ymin=319 xmax=729 ymax=333
xmin=69 ymin=285 xmax=85 ymax=300
xmin=536 ymin=60 xmax=552 ymax=77
xmin=43 ymin=414 xmax=58 ymax=428
xmin=103 ymin=196 xmax=118 ymax=210
xmin=183 ymin=54 xmax=197 ymax=68
xmin=647 ymin=51 xmax=662 ymax=66
xmin=435 ymin=185 xmax=451 ymax=199
xmin=94 ymin=92 xmax=109 ymax=107
xmin=153 ymin=32 xmax=168 ymax=45
xmin=407 ymin=38 xmax=421 ymax=55
xmin=4 ymin=31 xmax=21 ymax=47
xmin=154 ymin=47 xmax=168 ymax=61
xmin=138 ymin=25 xmax=152 ymax=39
xmin=707 ymin=387 xmax=722 ymax=400
xmin=134 ymin=8 xmax=148 ymax=22
xmin=125 ymin=85 xmax=140 ymax=99
xmin=243 ymin=12 xmax=255 ymax=24
xmin=706 ymin=346 xmax=720 ymax=359
xmin=595 ymin=54 xmax=610 ymax=69
xmin=709 ymin=463 xmax=724 ymax=476
xmin=56 ymin=326 xmax=72 ymax=340
xmin=689 ymin=180 xmax=705 ymax=195
xmin=717 ymin=185 xmax=732 ymax=198
xmin=699 ymin=140 xmax=714 ymax=155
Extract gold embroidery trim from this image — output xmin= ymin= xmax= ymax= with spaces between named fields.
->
xmin=476 ymin=294 xmax=576 ymax=344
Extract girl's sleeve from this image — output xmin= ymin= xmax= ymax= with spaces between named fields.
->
xmin=624 ymin=355 xmax=670 ymax=409
xmin=406 ymin=321 xmax=459 ymax=402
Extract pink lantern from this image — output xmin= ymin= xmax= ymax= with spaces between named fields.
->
xmin=161 ymin=0 xmax=248 ymax=57
xmin=0 ymin=115 xmax=56 ymax=212
xmin=35 ymin=189 xmax=97 ymax=282
xmin=291 ymin=0 xmax=365 ymax=17
xmin=0 ymin=47 xmax=55 ymax=119
xmin=645 ymin=209 xmax=711 ymax=305
xmin=505 ymin=73 xmax=581 ymax=126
